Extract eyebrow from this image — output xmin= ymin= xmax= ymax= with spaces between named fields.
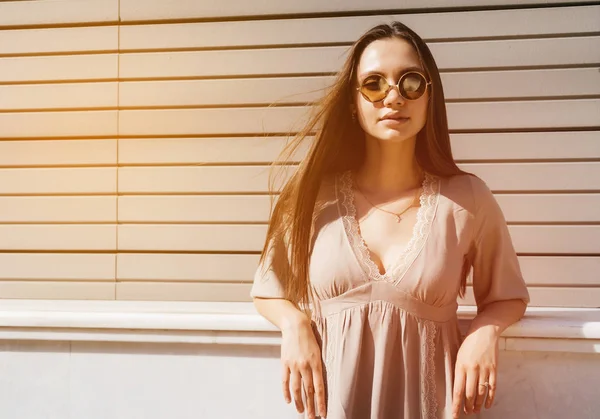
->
xmin=358 ymin=66 xmax=425 ymax=80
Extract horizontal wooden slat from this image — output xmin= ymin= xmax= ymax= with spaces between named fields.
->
xmin=118 ymin=163 xmax=600 ymax=194
xmin=0 ymin=54 xmax=118 ymax=83
xmin=118 ymin=225 xmax=265 ymax=251
xmin=117 ymin=224 xmax=600 ymax=254
xmin=0 ymin=0 xmax=118 ymax=27
xmin=0 ymin=254 xmax=116 ymax=280
xmin=119 ymin=38 xmax=600 ymax=79
xmin=460 ymin=287 xmax=600 ymax=308
xmin=119 ymin=69 xmax=600 ymax=108
xmin=118 ymin=100 xmax=600 ymax=136
xmin=118 ymin=132 xmax=600 ymax=165
xmin=0 ymin=139 xmax=117 ymax=166
xmin=116 ymin=282 xmax=252 ymax=302
xmin=118 ymin=194 xmax=600 ymax=223
xmin=0 ymin=26 xmax=118 ymax=55
xmin=0 ymin=225 xmax=116 ymax=251
xmin=118 ymin=136 xmax=307 ymax=164
xmin=0 ymin=111 xmax=118 ymax=138
xmin=463 ymin=163 xmax=600 ymax=192
xmin=119 ymin=0 xmax=597 ymax=21
xmin=0 ymin=168 xmax=116 ymax=195
xmin=120 ymin=6 xmax=600 ymax=49
xmin=0 ymin=282 xmax=115 ymax=300
xmin=509 ymin=226 xmax=600 ymax=254
xmin=116 ymin=254 xmax=600 ymax=286
xmin=0 ymin=83 xmax=118 ymax=110
xmin=117 ymin=253 xmax=259 ymax=281
xmin=118 ymin=196 xmax=271 ymax=223
xmin=451 ymin=132 xmax=600 ymax=160
xmin=0 ymin=197 xmax=116 ymax=223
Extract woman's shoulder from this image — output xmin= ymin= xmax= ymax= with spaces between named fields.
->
xmin=440 ymin=172 xmax=496 ymax=214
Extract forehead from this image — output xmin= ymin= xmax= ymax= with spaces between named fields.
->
xmin=357 ymin=38 xmax=423 ymax=77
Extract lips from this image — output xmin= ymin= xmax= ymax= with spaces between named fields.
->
xmin=381 ymin=113 xmax=410 ymax=122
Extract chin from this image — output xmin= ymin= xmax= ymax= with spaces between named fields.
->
xmin=370 ymin=128 xmax=419 ymax=143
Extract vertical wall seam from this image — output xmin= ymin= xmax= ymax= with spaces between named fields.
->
xmin=115 ymin=0 xmax=121 ymax=300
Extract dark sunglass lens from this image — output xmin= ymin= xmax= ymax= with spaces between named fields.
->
xmin=400 ymin=73 xmax=427 ymax=100
xmin=360 ymin=75 xmax=388 ymax=102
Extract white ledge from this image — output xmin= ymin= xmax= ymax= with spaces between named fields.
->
xmin=0 ymin=300 xmax=598 ymax=352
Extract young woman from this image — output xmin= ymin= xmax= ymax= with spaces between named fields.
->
xmin=251 ymin=22 xmax=529 ymax=419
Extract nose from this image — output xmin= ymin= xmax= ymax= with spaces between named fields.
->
xmin=382 ymin=84 xmax=405 ymax=106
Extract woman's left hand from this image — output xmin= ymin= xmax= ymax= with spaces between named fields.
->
xmin=451 ymin=325 xmax=499 ymax=418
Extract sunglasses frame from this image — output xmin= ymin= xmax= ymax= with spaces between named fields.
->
xmin=356 ymin=71 xmax=432 ymax=103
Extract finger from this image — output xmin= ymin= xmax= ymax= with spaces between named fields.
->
xmin=300 ymin=365 xmax=316 ymax=419
xmin=485 ymin=370 xmax=497 ymax=409
xmin=452 ymin=367 xmax=466 ymax=418
xmin=311 ymin=362 xmax=327 ymax=418
xmin=464 ymin=367 xmax=479 ymax=414
xmin=290 ymin=369 xmax=305 ymax=414
xmin=281 ymin=366 xmax=291 ymax=404
xmin=474 ymin=370 xmax=489 ymax=413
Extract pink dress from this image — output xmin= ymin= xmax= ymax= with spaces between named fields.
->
xmin=251 ymin=171 xmax=530 ymax=419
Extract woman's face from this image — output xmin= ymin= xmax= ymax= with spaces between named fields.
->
xmin=352 ymin=38 xmax=430 ymax=143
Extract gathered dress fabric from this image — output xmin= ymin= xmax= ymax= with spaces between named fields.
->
xmin=251 ymin=171 xmax=530 ymax=419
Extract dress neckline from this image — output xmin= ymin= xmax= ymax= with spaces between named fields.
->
xmin=335 ymin=170 xmax=440 ymax=285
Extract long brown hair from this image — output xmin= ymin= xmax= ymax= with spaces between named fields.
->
xmin=260 ymin=22 xmax=471 ymax=313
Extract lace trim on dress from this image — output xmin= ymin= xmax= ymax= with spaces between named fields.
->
xmin=420 ymin=319 xmax=439 ymax=419
xmin=337 ymin=170 xmax=440 ymax=284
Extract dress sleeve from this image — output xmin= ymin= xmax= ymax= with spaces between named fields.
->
xmin=469 ymin=176 xmax=530 ymax=312
xmin=250 ymin=233 xmax=290 ymax=300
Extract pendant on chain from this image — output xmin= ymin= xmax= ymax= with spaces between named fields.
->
xmin=396 ymin=215 xmax=403 ymax=223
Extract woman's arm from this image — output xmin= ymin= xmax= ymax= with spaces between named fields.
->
xmin=452 ymin=299 xmax=527 ymax=418
xmin=253 ymin=298 xmax=327 ymax=419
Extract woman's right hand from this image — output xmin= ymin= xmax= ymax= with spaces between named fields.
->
xmin=280 ymin=317 xmax=327 ymax=419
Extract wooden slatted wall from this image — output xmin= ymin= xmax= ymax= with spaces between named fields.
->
xmin=0 ymin=0 xmax=598 ymax=307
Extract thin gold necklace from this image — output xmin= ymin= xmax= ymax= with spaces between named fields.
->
xmin=355 ymin=179 xmax=422 ymax=223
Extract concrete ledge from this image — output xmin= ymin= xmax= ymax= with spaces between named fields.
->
xmin=0 ymin=300 xmax=598 ymax=352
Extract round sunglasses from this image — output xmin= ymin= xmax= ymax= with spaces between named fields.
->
xmin=356 ymin=71 xmax=431 ymax=103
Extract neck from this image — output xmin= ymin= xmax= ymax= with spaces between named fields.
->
xmin=354 ymin=134 xmax=422 ymax=195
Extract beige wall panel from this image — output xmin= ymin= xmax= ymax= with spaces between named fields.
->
xmin=118 ymin=100 xmax=599 ymax=137
xmin=0 ymin=54 xmax=118 ymax=83
xmin=0 ymin=0 xmax=118 ymax=27
xmin=117 ymin=253 xmax=260 ymax=281
xmin=119 ymin=0 xmax=597 ymax=21
xmin=0 ymin=111 xmax=118 ymax=138
xmin=117 ymin=224 xmax=597 ymax=253
xmin=509 ymin=226 xmax=600 ymax=254
xmin=119 ymin=69 xmax=600 ymax=108
xmin=118 ymin=132 xmax=598 ymax=165
xmin=118 ymin=137 xmax=307 ymax=165
xmin=0 ymin=225 xmax=116 ymax=251
xmin=0 ymin=140 xmax=117 ymax=166
xmin=118 ymin=224 xmax=266 ymax=252
xmin=117 ymin=194 xmax=599 ymax=224
xmin=119 ymin=38 xmax=599 ymax=79
xmin=460 ymin=287 xmax=600 ymax=308
xmin=0 ymin=168 xmax=116 ymax=194
xmin=518 ymin=257 xmax=600 ymax=286
xmin=119 ymin=77 xmax=332 ymax=107
xmin=116 ymin=282 xmax=251 ymax=302
xmin=118 ymin=166 xmax=288 ymax=194
xmin=495 ymin=194 xmax=600 ymax=223
xmin=447 ymin=99 xmax=600 ymax=130
xmin=118 ymin=163 xmax=599 ymax=194
xmin=0 ymin=83 xmax=118 ymax=111
xmin=120 ymin=6 xmax=600 ymax=49
xmin=0 ymin=253 xmax=116 ymax=280
xmin=0 ymin=197 xmax=116 ymax=223
xmin=462 ymin=163 xmax=600 ymax=192
xmin=118 ymin=196 xmax=271 ymax=223
xmin=0 ymin=26 xmax=118 ymax=55
xmin=452 ymin=132 xmax=600 ymax=160
xmin=0 ymin=282 xmax=115 ymax=300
